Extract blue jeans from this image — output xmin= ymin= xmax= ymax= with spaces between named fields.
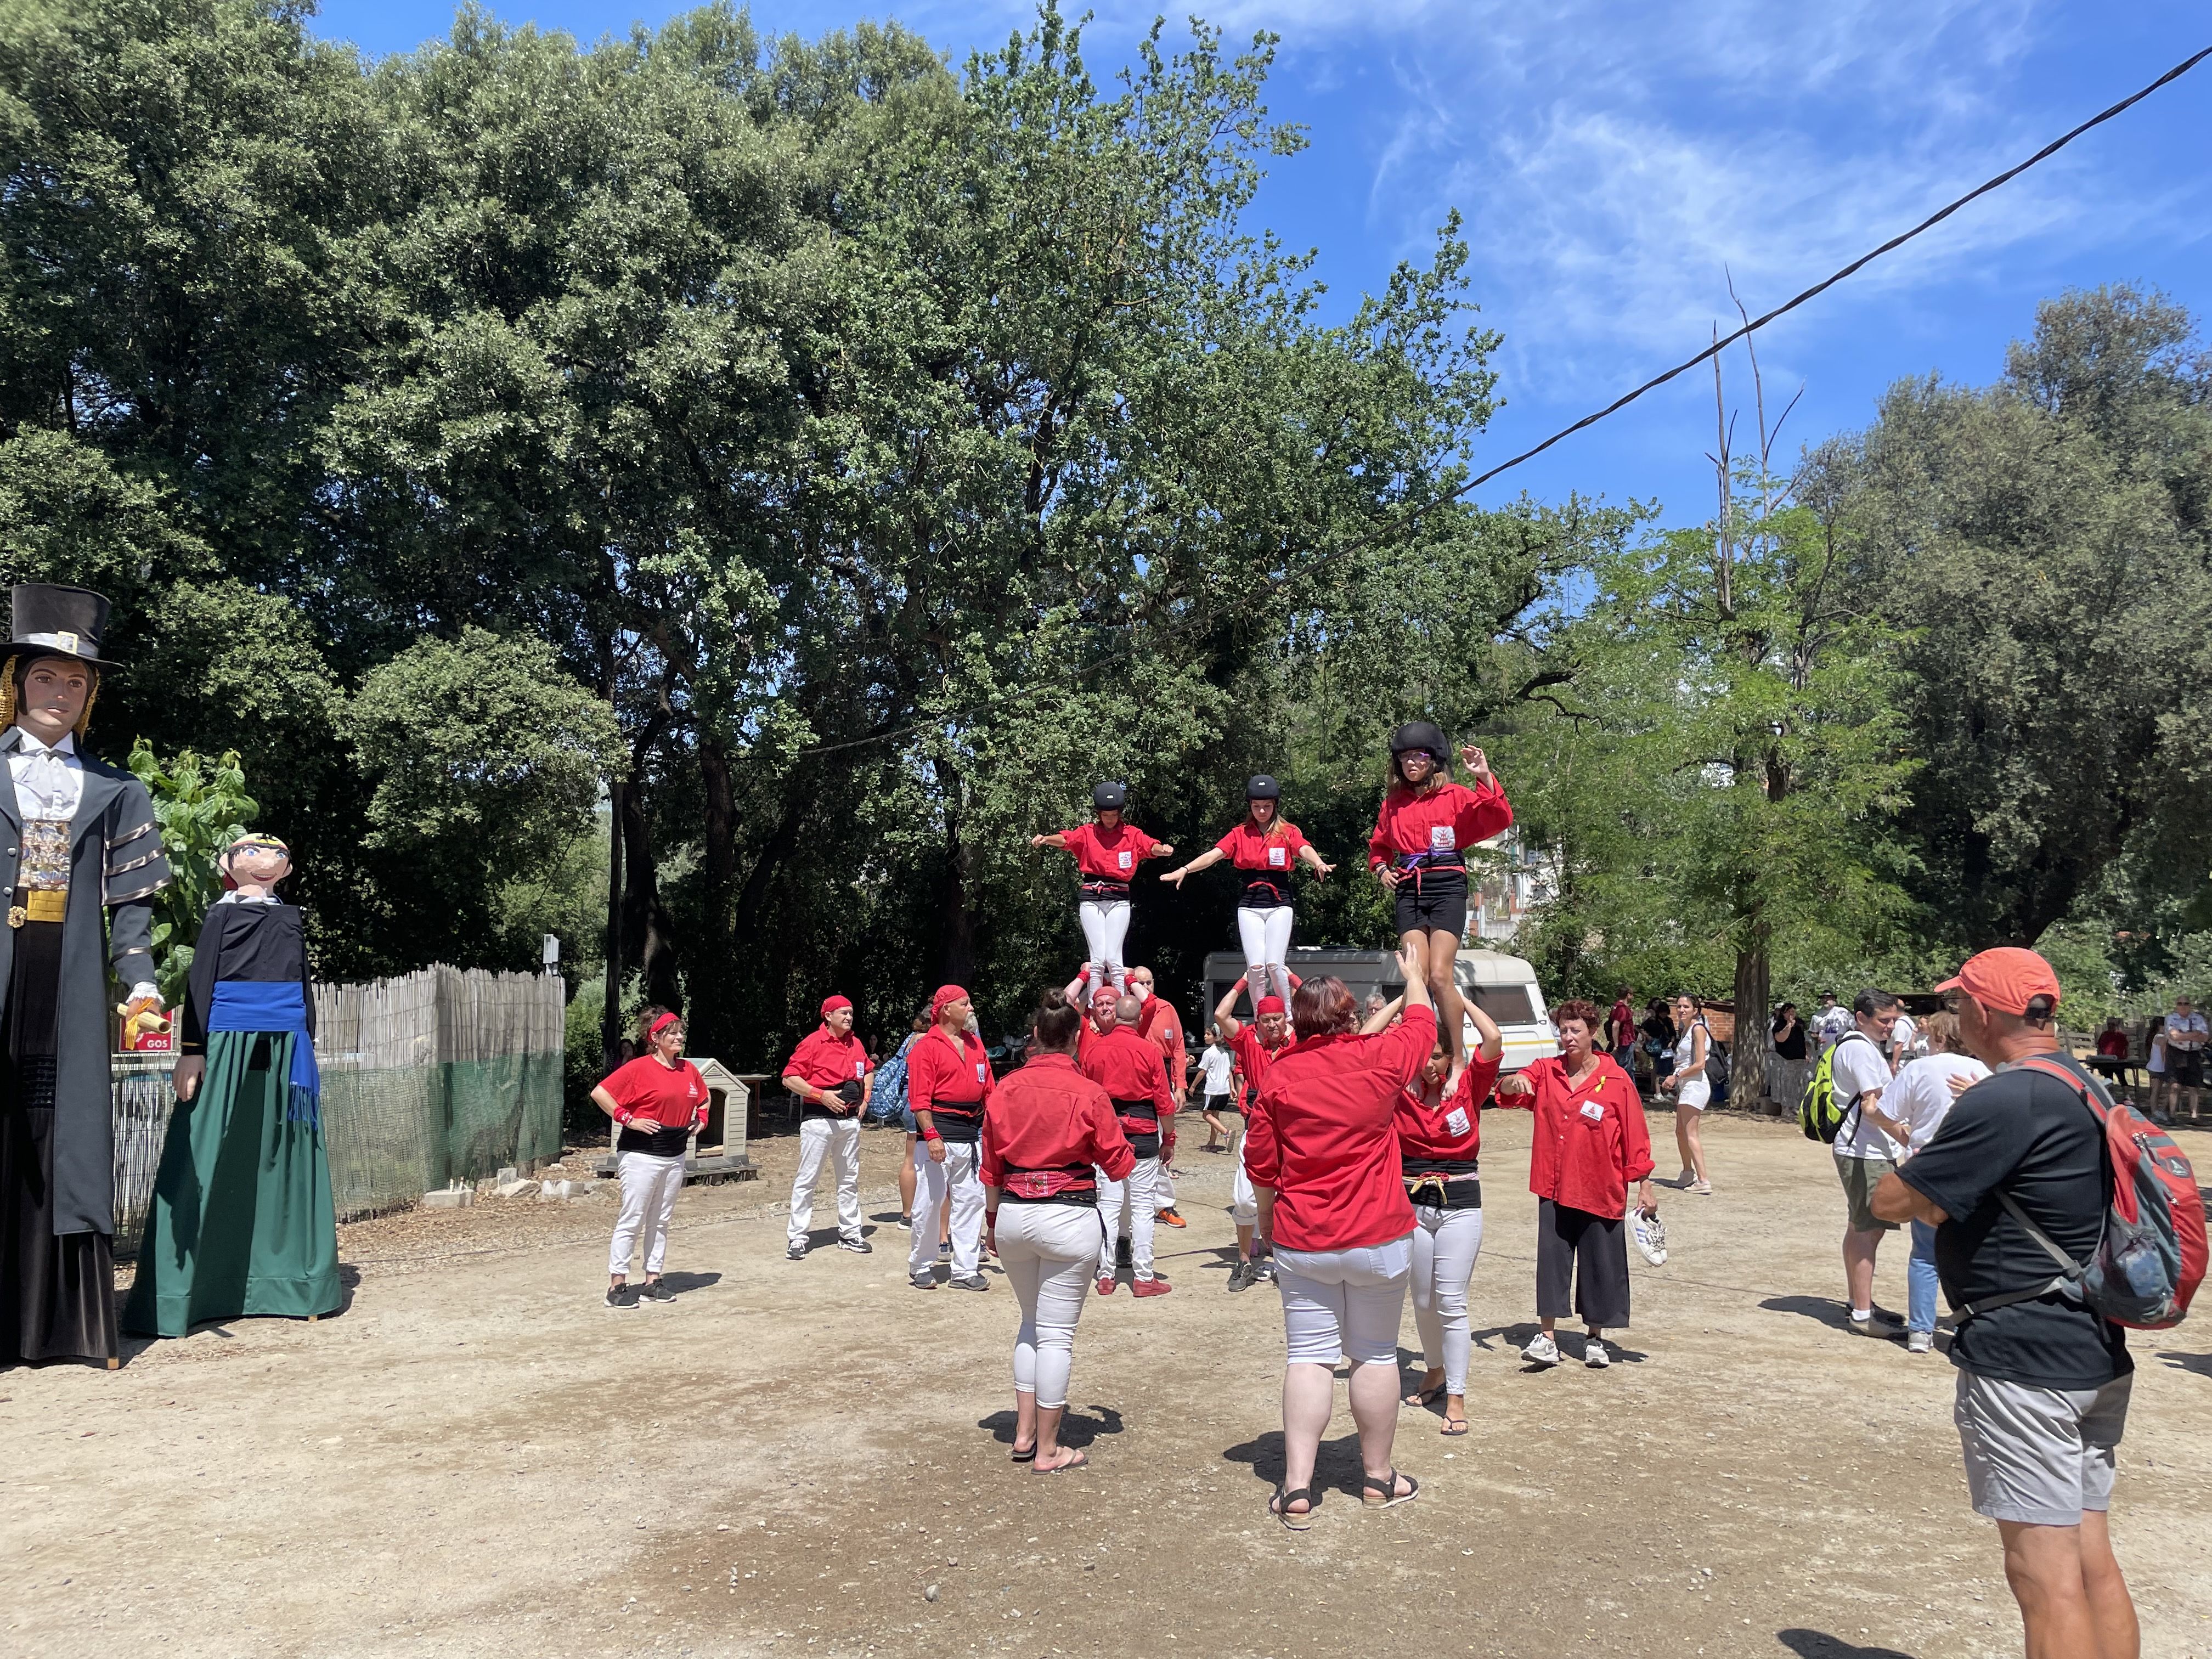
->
xmin=1908 ymin=1218 xmax=1940 ymax=1334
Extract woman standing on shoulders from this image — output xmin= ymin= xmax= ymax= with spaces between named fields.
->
xmin=1367 ymin=726 xmax=1511 ymax=1081
xmin=1161 ymin=776 xmax=1333 ymax=1007
xmin=1031 ymin=783 xmax=1173 ymax=996
xmin=1396 ymin=1001 xmax=1503 ymax=1435
xmin=594 ymin=1011 xmax=710 ymax=1308
xmin=1662 ymin=994 xmax=1714 ymax=1194
xmin=1245 ymin=941 xmax=1436 ymax=1526
xmin=1495 ymin=1000 xmax=1655 ymax=1369
xmin=981 ymin=990 xmax=1135 ymax=1474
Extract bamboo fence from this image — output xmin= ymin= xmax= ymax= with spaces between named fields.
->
xmin=114 ymin=966 xmax=566 ymax=1256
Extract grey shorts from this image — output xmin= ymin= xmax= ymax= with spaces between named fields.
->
xmin=1833 ymin=1152 xmax=1897 ymax=1233
xmin=1954 ymin=1368 xmax=2130 ymax=1526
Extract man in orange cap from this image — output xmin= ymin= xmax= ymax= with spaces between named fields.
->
xmin=1873 ymin=948 xmax=2138 ymax=1659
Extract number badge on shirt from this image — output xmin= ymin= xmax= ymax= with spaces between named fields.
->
xmin=1429 ymin=825 xmax=1455 ymax=853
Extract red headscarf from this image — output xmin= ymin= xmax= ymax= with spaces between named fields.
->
xmin=930 ymin=984 xmax=969 ymax=1021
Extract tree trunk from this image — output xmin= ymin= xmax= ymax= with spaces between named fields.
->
xmin=934 ymin=760 xmax=977 ymax=990
xmin=690 ymin=734 xmax=739 ymax=1060
xmin=1733 ymin=924 xmax=1771 ymax=1108
xmin=620 ymin=782 xmax=683 ymax=1014
xmin=601 ymin=778 xmax=624 ymax=1075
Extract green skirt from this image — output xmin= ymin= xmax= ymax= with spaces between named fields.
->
xmin=122 ymin=1030 xmax=341 ymax=1336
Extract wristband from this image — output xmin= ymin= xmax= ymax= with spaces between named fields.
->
xmin=923 ymin=1129 xmax=943 ymax=1143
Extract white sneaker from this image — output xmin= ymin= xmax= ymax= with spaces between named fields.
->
xmin=1629 ymin=1205 xmax=1668 ymax=1266
xmin=1907 ymin=1330 xmax=1934 ymax=1354
xmin=1521 ymin=1331 xmax=1561 ymax=1367
xmin=1583 ymin=1336 xmax=1611 ymax=1368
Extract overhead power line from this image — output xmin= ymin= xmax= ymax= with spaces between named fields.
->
xmin=1273 ymin=40 xmax=2212 ymax=587
xmin=796 ymin=41 xmax=2211 ymax=757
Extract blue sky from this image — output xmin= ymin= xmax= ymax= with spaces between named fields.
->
xmin=311 ymin=0 xmax=2211 ymax=527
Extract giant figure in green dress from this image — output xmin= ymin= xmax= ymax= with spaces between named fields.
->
xmin=123 ymin=832 xmax=341 ymax=1336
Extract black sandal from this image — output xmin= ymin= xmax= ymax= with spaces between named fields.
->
xmin=1010 ymin=1442 xmax=1036 ymax=1464
xmin=1269 ymin=1485 xmax=1316 ymax=1532
xmin=1361 ymin=1469 xmax=1419 ymax=1509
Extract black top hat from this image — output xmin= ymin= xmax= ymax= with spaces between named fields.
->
xmin=8 ymin=584 xmax=114 ymax=668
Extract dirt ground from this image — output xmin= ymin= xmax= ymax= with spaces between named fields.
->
xmin=6 ymin=1107 xmax=2212 ymax=1659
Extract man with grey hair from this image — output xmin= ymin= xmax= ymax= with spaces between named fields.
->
xmin=1080 ymin=991 xmax=1177 ymax=1297
xmin=1831 ymin=987 xmax=1914 ymax=1336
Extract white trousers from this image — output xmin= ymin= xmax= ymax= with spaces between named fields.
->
xmin=1409 ymin=1206 xmax=1485 ymax=1393
xmin=1096 ymin=1155 xmax=1158 ymax=1280
xmin=788 ymin=1115 xmax=864 ymax=1246
xmin=1274 ymin=1234 xmax=1412 ymax=1365
xmin=1230 ymin=1128 xmax=1257 ymax=1227
xmin=1079 ymin=898 xmax=1132 ymax=991
xmin=1236 ymin=905 xmax=1295 ymax=1003
xmin=610 ymin=1150 xmax=685 ymax=1277
xmin=997 ymin=1203 xmax=1103 ymax=1409
xmin=910 ymin=1142 xmax=986 ymax=1278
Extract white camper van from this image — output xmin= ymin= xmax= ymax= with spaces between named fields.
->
xmin=1201 ymin=946 xmax=1557 ymax=1073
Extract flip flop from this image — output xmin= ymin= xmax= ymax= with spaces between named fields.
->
xmin=1403 ymin=1380 xmax=1446 ymax=1407
xmin=1010 ymin=1442 xmax=1036 ymax=1464
xmin=1033 ymin=1450 xmax=1087 ymax=1475
xmin=1440 ymin=1414 xmax=1469 ymax=1437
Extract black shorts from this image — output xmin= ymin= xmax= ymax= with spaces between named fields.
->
xmin=2172 ymin=1051 xmax=2206 ymax=1088
xmin=1393 ymin=867 xmax=1469 ymax=938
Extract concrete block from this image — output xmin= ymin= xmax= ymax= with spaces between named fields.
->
xmin=494 ymin=1179 xmax=539 ymax=1200
xmin=495 ymin=1165 xmax=518 ymax=1185
xmin=422 ymin=1188 xmax=474 ymax=1210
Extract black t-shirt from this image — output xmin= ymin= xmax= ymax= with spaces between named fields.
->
xmin=1898 ymin=1057 xmax=2130 ymax=1389
xmin=1771 ymin=1016 xmax=1807 ymax=1061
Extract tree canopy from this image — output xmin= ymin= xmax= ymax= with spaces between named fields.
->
xmin=4 ymin=0 xmax=2205 ymax=1080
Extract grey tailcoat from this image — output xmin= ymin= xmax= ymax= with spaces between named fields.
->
xmin=0 ymin=727 xmax=171 ymax=1235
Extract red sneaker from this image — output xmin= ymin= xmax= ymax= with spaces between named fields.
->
xmin=1131 ymin=1277 xmax=1173 ymax=1297
xmin=1094 ymin=1276 xmax=1117 ymax=1296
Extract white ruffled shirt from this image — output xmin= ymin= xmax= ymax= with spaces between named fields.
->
xmin=8 ymin=726 xmax=157 ymax=1003
xmin=9 ymin=729 xmax=83 ymax=822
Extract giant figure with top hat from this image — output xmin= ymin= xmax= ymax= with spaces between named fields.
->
xmin=0 ymin=583 xmax=172 ymax=1367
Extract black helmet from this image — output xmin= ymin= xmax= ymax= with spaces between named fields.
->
xmin=1389 ymin=720 xmax=1449 ymax=761
xmin=1092 ymin=780 xmax=1128 ymax=811
xmin=1245 ymin=775 xmax=1280 ymax=801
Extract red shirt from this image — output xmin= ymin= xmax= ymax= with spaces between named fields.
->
xmin=783 ymin=1024 xmax=874 ymax=1090
xmin=1080 ymin=1024 xmax=1175 ymax=1128
xmin=1496 ymin=1053 xmax=1653 ymax=1216
xmin=907 ymin=1025 xmax=996 ymax=1141
xmin=1395 ymin=1052 xmax=1501 ymax=1170
xmin=1213 ymin=819 xmax=1310 ymax=906
xmin=980 ymin=1053 xmax=1136 ymax=1196
xmin=1057 ymin=821 xmax=1165 ymax=883
xmin=2096 ymin=1030 xmax=2130 ymax=1058
xmin=1136 ymin=995 xmax=1188 ymax=1093
xmin=1231 ymin=1020 xmax=1295 ymax=1111
xmin=1245 ymin=1006 xmax=1435 ymax=1251
xmin=1609 ymin=1000 xmax=1634 ymax=1047
xmin=1366 ymin=779 xmax=1513 ymax=870
xmin=601 ymin=1055 xmax=710 ymax=1129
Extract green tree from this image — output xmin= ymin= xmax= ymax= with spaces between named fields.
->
xmin=343 ymin=627 xmax=623 ymax=972
xmin=1506 ymin=343 xmax=1916 ymax=1075
xmin=1845 ymin=285 xmax=2212 ymax=951
xmin=126 ymin=741 xmax=259 ymax=1004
